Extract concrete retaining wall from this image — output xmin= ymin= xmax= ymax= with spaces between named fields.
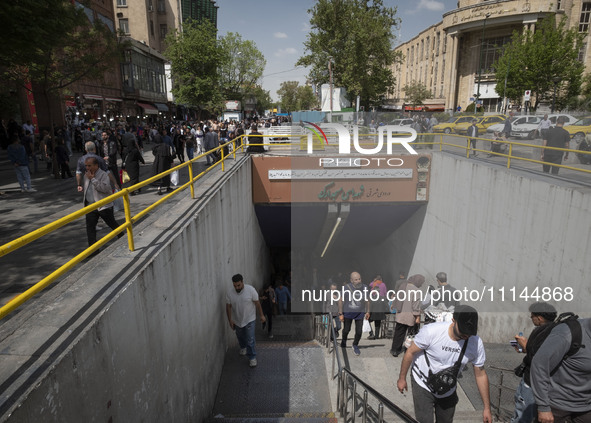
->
xmin=375 ymin=153 xmax=591 ymax=342
xmin=0 ymin=157 xmax=271 ymax=422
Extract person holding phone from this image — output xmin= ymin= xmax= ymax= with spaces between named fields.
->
xmin=511 ymin=302 xmax=557 ymax=423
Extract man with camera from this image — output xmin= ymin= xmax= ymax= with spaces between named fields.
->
xmin=511 ymin=302 xmax=557 ymax=423
xmin=397 ymin=305 xmax=491 ymax=423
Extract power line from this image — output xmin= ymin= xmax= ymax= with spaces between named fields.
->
xmin=262 ymin=66 xmax=304 ymax=78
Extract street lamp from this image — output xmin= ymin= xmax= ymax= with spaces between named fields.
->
xmin=551 ymin=76 xmax=561 ymax=113
xmin=476 ymin=13 xmax=491 ymax=111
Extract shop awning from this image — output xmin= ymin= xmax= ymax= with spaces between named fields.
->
xmin=424 ymin=104 xmax=445 ymax=112
xmin=137 ymin=102 xmax=158 ymax=115
xmin=154 ymin=103 xmax=169 ymax=112
xmin=83 ymin=94 xmax=104 ymax=100
xmin=105 ymin=97 xmax=123 ymax=102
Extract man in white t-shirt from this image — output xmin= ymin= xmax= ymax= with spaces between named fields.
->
xmin=397 ymin=305 xmax=492 ymax=423
xmin=226 ymin=274 xmax=266 ymax=367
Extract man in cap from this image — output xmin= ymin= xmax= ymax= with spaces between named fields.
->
xmin=397 ymin=305 xmax=492 ymax=423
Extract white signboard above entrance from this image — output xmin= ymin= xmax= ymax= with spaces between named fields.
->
xmin=268 ymin=169 xmax=413 ymax=180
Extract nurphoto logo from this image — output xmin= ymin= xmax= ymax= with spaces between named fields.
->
xmin=303 ymin=122 xmax=418 ymax=155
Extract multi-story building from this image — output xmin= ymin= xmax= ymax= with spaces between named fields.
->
xmin=114 ymin=0 xmax=218 ymax=120
xmin=389 ymin=0 xmax=591 ymax=114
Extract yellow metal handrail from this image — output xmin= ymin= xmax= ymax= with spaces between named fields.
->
xmin=0 ymin=136 xmax=247 ymax=320
xmin=2 ymin=131 xmax=590 ymax=319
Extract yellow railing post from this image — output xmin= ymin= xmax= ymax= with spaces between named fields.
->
xmin=221 ymin=144 xmax=225 ymax=171
xmin=188 ymin=160 xmax=195 ymax=199
xmin=123 ymin=191 xmax=135 ymax=252
xmin=232 ymin=138 xmax=236 ymax=160
xmin=466 ymin=138 xmax=471 ymax=158
xmin=507 ymin=143 xmax=513 ymax=168
xmin=439 ymin=134 xmax=443 ymax=151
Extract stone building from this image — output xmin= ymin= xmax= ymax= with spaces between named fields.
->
xmin=389 ymin=0 xmax=591 ymax=113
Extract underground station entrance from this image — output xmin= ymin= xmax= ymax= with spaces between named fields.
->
xmin=250 ymin=154 xmax=431 ymax=311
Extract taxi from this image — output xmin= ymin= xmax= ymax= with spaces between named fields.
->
xmin=454 ymin=115 xmax=507 ymax=135
xmin=564 ymin=116 xmax=591 ymax=143
xmin=432 ymin=115 xmax=476 ymax=134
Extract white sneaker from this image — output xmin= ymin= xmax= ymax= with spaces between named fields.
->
xmin=249 ymin=358 xmax=257 ymax=367
xmin=239 ymin=348 xmax=247 ymax=356
xmin=26 ymin=188 xmax=37 ymax=193
xmin=269 ymin=333 xmax=274 ymax=339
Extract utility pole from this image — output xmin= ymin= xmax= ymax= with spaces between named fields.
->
xmin=503 ymin=54 xmax=511 ymax=114
xmin=476 ymin=13 xmax=491 ymax=111
xmin=328 ymin=57 xmax=333 ymax=117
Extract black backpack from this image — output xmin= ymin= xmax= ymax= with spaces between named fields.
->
xmin=515 ymin=312 xmax=584 ymax=379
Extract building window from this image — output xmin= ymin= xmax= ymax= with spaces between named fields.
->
xmin=580 ymin=3 xmax=591 ymax=33
xmin=150 ymin=20 xmax=154 ymax=36
xmin=117 ymin=0 xmax=127 ymax=6
xmin=479 ymin=36 xmax=512 ymax=74
xmin=160 ymin=24 xmax=168 ymax=39
xmin=119 ymin=18 xmax=129 ymax=34
xmin=158 ymin=0 xmax=165 ymax=13
xmin=579 ymin=43 xmax=587 ymax=62
xmin=420 ymin=40 xmax=424 ymax=61
xmin=557 ymin=0 xmax=562 ymax=10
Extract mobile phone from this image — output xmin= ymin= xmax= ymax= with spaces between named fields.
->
xmin=510 ymin=340 xmax=523 ymax=352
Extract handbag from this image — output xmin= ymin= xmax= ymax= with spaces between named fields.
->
xmin=121 ymin=170 xmax=130 ymax=183
xmin=424 ymin=337 xmax=469 ymax=395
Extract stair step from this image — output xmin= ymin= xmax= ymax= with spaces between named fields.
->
xmin=209 ymin=412 xmax=338 ymax=422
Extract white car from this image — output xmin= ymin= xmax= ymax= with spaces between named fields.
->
xmin=390 ymin=118 xmax=414 ymax=126
xmin=487 ymin=114 xmax=578 ymax=139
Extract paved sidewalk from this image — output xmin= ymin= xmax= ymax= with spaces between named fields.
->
xmin=0 ymin=143 xmax=234 ymax=305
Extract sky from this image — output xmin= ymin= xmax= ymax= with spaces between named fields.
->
xmin=216 ymin=0 xmax=459 ymax=101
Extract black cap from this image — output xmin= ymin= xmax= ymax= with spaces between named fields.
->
xmin=453 ymin=305 xmax=478 ymax=336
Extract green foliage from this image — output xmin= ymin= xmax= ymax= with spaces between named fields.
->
xmin=165 ymin=20 xmax=223 ymax=111
xmin=1 ymin=0 xmax=121 ymax=93
xmin=277 ymin=81 xmax=319 ymax=112
xmin=465 ymin=103 xmax=476 ymax=113
xmin=0 ymin=0 xmax=122 ymax=131
xmin=218 ymin=33 xmax=266 ymax=104
xmin=297 ymin=0 xmax=402 ymax=110
xmin=402 ymin=81 xmax=432 ymax=107
xmin=251 ymin=85 xmax=272 ymax=114
xmin=494 ymin=15 xmax=585 ymax=110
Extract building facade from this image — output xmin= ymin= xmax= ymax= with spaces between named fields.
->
xmin=389 ymin=0 xmax=591 ymax=113
xmin=113 ymin=0 xmax=218 ymax=120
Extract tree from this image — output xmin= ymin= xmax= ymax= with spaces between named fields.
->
xmin=251 ymin=85 xmax=272 ymax=115
xmin=494 ymin=15 xmax=585 ymax=111
xmin=218 ymin=33 xmax=266 ymax=103
xmin=277 ymin=81 xmax=318 ymax=112
xmin=1 ymin=0 xmax=122 ymax=128
xmin=403 ymin=81 xmax=432 ymax=109
xmin=165 ymin=20 xmax=223 ymax=115
xmin=297 ymin=0 xmax=402 ymax=110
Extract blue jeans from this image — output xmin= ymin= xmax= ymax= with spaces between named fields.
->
xmin=14 ymin=165 xmax=31 ymax=190
xmin=278 ymin=301 xmax=288 ymax=315
xmin=235 ymin=320 xmax=256 ymax=360
xmin=511 ymin=379 xmax=536 ymax=423
xmin=186 ymin=147 xmax=194 ymax=160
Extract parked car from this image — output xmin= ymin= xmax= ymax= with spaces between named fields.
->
xmin=564 ymin=116 xmax=591 ymax=143
xmin=390 ymin=118 xmax=414 ymax=126
xmin=509 ymin=115 xmax=543 ymax=139
xmin=547 ymin=113 xmax=578 ymax=126
xmin=454 ymin=115 xmax=506 ymax=135
xmin=433 ymin=115 xmax=476 ymax=134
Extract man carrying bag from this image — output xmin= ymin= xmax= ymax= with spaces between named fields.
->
xmin=397 ymin=305 xmax=492 ymax=423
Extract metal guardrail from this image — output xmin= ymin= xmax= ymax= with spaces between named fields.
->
xmin=0 ymin=136 xmax=252 ymax=320
xmin=314 ymin=313 xmax=418 ymax=423
xmin=487 ymin=365 xmax=519 ymax=423
xmin=3 ymin=130 xmax=588 ymax=320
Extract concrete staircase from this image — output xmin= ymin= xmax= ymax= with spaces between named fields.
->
xmin=208 ymin=315 xmax=337 ymax=422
